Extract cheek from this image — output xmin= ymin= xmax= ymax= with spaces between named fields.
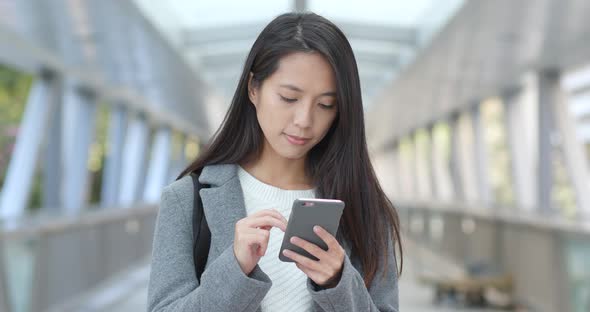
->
xmin=316 ymin=113 xmax=337 ymax=136
xmin=256 ymin=98 xmax=286 ymax=134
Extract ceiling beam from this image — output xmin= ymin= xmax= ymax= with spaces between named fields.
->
xmin=195 ymin=49 xmax=401 ymax=69
xmin=182 ymin=21 xmax=417 ymax=47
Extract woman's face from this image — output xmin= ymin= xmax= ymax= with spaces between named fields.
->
xmin=248 ymin=51 xmax=338 ymax=161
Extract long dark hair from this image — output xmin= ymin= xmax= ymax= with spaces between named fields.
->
xmin=178 ymin=12 xmax=403 ymax=286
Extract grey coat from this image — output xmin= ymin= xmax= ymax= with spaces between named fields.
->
xmin=147 ymin=164 xmax=399 ymax=311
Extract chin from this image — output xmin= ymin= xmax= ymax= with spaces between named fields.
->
xmin=279 ymin=151 xmax=307 ymax=160
xmin=275 ymin=146 xmax=309 ymax=160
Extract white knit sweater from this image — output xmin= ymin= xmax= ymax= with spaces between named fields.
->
xmin=237 ymin=166 xmax=316 ymax=312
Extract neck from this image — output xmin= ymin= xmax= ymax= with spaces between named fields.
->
xmin=240 ymin=140 xmax=312 ymax=190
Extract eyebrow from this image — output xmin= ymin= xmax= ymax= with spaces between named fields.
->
xmin=279 ymin=84 xmax=336 ymax=97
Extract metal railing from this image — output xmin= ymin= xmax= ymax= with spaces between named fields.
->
xmin=397 ymin=200 xmax=590 ymax=312
xmin=0 ymin=205 xmax=158 ymax=312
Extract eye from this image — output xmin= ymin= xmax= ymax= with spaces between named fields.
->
xmin=280 ymin=95 xmax=297 ymax=103
xmin=319 ymin=103 xmax=335 ymax=110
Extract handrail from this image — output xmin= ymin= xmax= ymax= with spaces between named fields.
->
xmin=0 ymin=204 xmax=158 ymax=240
xmin=395 ymin=199 xmax=590 ymax=235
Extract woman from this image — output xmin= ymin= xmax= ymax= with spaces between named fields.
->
xmin=148 ymin=12 xmax=402 ymax=312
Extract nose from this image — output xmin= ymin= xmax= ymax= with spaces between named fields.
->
xmin=293 ymin=102 xmax=313 ymax=129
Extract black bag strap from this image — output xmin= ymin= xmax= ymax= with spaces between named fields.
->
xmin=190 ymin=172 xmax=211 ymax=283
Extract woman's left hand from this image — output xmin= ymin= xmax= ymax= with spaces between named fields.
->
xmin=282 ymin=225 xmax=345 ymax=288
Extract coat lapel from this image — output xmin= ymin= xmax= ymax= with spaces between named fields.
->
xmin=198 ymin=164 xmax=246 ymax=253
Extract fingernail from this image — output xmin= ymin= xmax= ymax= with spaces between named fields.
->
xmin=313 ymin=226 xmax=320 ymax=232
xmin=290 ymin=236 xmax=297 ymax=243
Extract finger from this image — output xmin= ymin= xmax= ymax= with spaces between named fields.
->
xmin=244 ymin=232 xmax=269 ymax=256
xmin=243 ymin=216 xmax=287 ymax=231
xmin=245 ymin=210 xmax=288 ymax=230
xmin=265 ymin=209 xmax=288 ymax=225
xmin=313 ymin=226 xmax=339 ymax=250
xmin=250 ymin=216 xmax=287 ymax=231
xmin=244 ymin=211 xmax=286 ymax=226
xmin=250 ymin=209 xmax=288 ymax=223
xmin=238 ymin=215 xmax=284 ymax=227
xmin=290 ymin=236 xmax=328 ymax=260
xmin=282 ymin=249 xmax=322 ymax=271
xmin=242 ymin=227 xmax=271 ymax=238
xmin=240 ymin=228 xmax=272 ymax=256
xmin=257 ymin=234 xmax=268 ymax=256
xmin=295 ymin=262 xmax=321 ymax=278
xmin=295 ymin=262 xmax=333 ymax=286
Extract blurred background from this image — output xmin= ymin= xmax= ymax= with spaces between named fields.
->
xmin=0 ymin=0 xmax=589 ymax=311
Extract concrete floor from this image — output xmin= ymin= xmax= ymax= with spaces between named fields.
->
xmin=101 ymin=240 xmax=504 ymax=312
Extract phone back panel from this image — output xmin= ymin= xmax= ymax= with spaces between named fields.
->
xmin=279 ymin=198 xmax=345 ymax=262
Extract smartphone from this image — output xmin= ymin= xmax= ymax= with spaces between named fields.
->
xmin=279 ymin=198 xmax=345 ymax=262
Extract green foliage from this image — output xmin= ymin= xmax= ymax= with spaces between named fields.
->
xmin=88 ymin=103 xmax=110 ymax=205
xmin=0 ymin=64 xmax=33 ymax=192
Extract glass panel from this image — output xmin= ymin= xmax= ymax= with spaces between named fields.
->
xmin=566 ymin=238 xmax=590 ymax=312
xmin=3 ymin=238 xmax=38 ymax=312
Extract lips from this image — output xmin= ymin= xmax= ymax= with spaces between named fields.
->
xmin=285 ymin=133 xmax=310 ymax=145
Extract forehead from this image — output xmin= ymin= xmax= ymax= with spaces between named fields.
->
xmin=267 ymin=51 xmax=336 ymax=93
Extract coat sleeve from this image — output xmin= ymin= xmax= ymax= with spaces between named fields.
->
xmin=147 ymin=185 xmax=272 ymax=312
xmin=306 ymin=234 xmax=399 ymax=312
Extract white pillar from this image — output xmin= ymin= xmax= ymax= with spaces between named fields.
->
xmin=61 ymin=82 xmax=97 ymax=214
xmin=0 ymin=76 xmax=60 ymax=219
xmin=119 ymin=115 xmax=150 ymax=206
xmin=143 ymin=127 xmax=172 ymax=203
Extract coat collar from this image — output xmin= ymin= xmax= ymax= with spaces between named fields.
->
xmin=198 ymin=163 xmax=238 ymax=187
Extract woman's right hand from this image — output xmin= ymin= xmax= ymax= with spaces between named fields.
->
xmin=233 ymin=209 xmax=288 ymax=275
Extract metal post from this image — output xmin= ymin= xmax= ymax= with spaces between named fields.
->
xmin=554 ymin=76 xmax=590 ymax=218
xmin=398 ymin=139 xmax=413 ymax=200
xmin=449 ymin=113 xmax=465 ymax=201
xmin=100 ymin=104 xmax=128 ymax=207
xmin=389 ymin=142 xmax=401 ymax=199
xmin=537 ymin=69 xmax=558 ymax=214
xmin=119 ymin=115 xmax=150 ymax=206
xmin=143 ymin=127 xmax=172 ymax=202
xmin=504 ymin=82 xmax=537 ymax=211
xmin=471 ymin=103 xmax=492 ymax=205
xmin=42 ymin=74 xmax=64 ymax=213
xmin=0 ymin=75 xmax=59 ymax=219
xmin=61 ymin=82 xmax=97 ymax=214
xmin=411 ymin=132 xmax=423 ymax=199
xmin=457 ymin=111 xmax=478 ymax=203
xmin=414 ymin=131 xmax=433 ymax=199
xmin=427 ymin=124 xmax=439 ymax=200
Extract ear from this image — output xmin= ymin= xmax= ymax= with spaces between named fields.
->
xmin=247 ymin=72 xmax=259 ymax=107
